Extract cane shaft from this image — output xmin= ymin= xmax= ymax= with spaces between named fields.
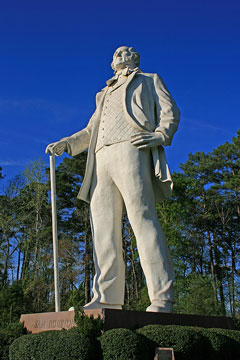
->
xmin=50 ymin=153 xmax=60 ymax=312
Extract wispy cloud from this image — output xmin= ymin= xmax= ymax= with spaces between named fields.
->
xmin=0 ymin=131 xmax=49 ymax=148
xmin=0 ymin=98 xmax=82 ymax=123
xmin=0 ymin=129 xmax=48 ymax=144
xmin=0 ymin=160 xmax=29 ymax=167
xmin=182 ymin=116 xmax=234 ymax=134
xmin=0 ymin=159 xmax=49 ymax=167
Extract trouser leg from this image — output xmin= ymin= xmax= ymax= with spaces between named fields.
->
xmin=89 ymin=149 xmax=125 ymax=305
xmin=111 ymin=142 xmax=174 ymax=304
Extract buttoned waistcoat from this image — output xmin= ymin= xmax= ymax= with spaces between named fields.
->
xmin=63 ymin=71 xmax=180 ymax=203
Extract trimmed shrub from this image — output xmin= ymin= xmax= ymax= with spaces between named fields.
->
xmin=211 ymin=328 xmax=240 ymax=357
xmin=7 ymin=322 xmax=240 ymax=360
xmin=0 ymin=322 xmax=26 ymax=360
xmin=9 ymin=329 xmax=96 ymax=360
xmin=137 ymin=324 xmax=210 ymax=360
xmin=209 ymin=327 xmax=240 ymax=342
xmin=99 ymin=328 xmax=149 ymax=360
xmin=198 ymin=327 xmax=239 ymax=360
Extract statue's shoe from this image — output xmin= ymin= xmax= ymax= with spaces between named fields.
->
xmin=83 ymin=301 xmax=122 ymax=310
xmin=146 ymin=301 xmax=173 ymax=313
xmin=68 ymin=302 xmax=122 ymax=311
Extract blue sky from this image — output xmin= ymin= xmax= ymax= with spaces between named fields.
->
xmin=1 ymin=0 xmax=239 ymax=185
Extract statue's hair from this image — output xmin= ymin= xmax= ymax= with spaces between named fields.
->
xmin=111 ymin=46 xmax=140 ymax=71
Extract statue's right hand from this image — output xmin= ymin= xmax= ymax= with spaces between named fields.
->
xmin=45 ymin=140 xmax=67 ymax=156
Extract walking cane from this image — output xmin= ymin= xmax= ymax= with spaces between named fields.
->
xmin=49 ymin=151 xmax=61 ymax=312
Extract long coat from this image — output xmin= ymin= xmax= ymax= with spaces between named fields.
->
xmin=64 ymin=70 xmax=180 ymax=203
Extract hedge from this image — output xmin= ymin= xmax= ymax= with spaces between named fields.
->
xmin=212 ymin=327 xmax=240 ymax=346
xmin=6 ymin=323 xmax=240 ymax=360
xmin=137 ymin=324 xmax=209 ymax=360
xmin=9 ymin=328 xmax=97 ymax=360
xmin=214 ymin=328 xmax=240 ymax=357
xmin=137 ymin=324 xmax=240 ymax=360
xmin=197 ymin=327 xmax=240 ymax=360
xmin=99 ymin=328 xmax=149 ymax=360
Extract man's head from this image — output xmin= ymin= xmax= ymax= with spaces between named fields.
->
xmin=111 ymin=46 xmax=140 ymax=72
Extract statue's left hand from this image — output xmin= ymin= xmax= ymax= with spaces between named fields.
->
xmin=131 ymin=132 xmax=164 ymax=149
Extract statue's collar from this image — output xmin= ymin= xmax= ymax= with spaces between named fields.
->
xmin=106 ymin=67 xmax=141 ymax=86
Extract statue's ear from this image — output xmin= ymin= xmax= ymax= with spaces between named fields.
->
xmin=111 ymin=60 xmax=115 ymax=72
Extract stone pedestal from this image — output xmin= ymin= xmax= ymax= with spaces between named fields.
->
xmin=20 ymin=309 xmax=236 ymax=334
xmin=101 ymin=309 xmax=236 ymax=331
xmin=20 ymin=309 xmax=101 ymax=334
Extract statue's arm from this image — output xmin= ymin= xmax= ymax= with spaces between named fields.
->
xmin=45 ymin=111 xmax=95 ymax=156
xmin=153 ymin=74 xmax=180 ymax=146
xmin=62 ymin=122 xmax=92 ymax=156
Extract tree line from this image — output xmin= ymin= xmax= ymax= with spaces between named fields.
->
xmin=0 ymin=130 xmax=239 ymax=324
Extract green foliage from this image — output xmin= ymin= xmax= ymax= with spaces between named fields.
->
xmin=65 ymin=285 xmax=85 ymax=310
xmin=122 ymin=215 xmax=145 ymax=310
xmin=74 ymin=309 xmax=103 ymax=337
xmin=124 ymin=285 xmax=150 ymax=311
xmin=0 ymin=282 xmax=32 ymax=325
xmin=0 ymin=330 xmax=8 ymax=360
xmin=55 ymin=153 xmax=93 ymax=306
xmin=207 ymin=328 xmax=240 ymax=357
xmin=137 ymin=324 xmax=210 ymax=360
xmin=7 ymin=324 xmax=240 ymax=360
xmin=9 ymin=329 xmax=96 ymax=360
xmin=197 ymin=327 xmax=235 ymax=360
xmin=174 ymin=274 xmax=222 ymax=315
xmin=0 ymin=322 xmax=26 ymax=360
xmin=132 ymin=285 xmax=151 ymax=311
xmin=99 ymin=328 xmax=149 ymax=360
xmin=0 ymin=156 xmax=91 ymax=321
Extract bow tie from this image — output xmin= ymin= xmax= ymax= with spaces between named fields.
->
xmin=106 ymin=67 xmax=139 ymax=86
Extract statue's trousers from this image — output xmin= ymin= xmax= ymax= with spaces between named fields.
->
xmin=89 ymin=141 xmax=174 ymax=305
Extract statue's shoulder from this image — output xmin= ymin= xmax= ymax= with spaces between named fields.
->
xmin=136 ymin=72 xmax=160 ymax=81
xmin=98 ymin=86 xmax=108 ymax=93
xmin=95 ymin=86 xmax=107 ymax=105
xmin=138 ymin=71 xmax=155 ymax=77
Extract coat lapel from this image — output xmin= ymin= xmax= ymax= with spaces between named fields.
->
xmin=77 ymin=88 xmax=107 ymax=202
xmin=123 ymin=70 xmax=150 ymax=132
xmin=94 ymin=87 xmax=108 ymax=126
xmin=96 ymin=87 xmax=108 ymax=107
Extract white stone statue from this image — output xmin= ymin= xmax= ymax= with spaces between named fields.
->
xmin=46 ymin=46 xmax=180 ymax=313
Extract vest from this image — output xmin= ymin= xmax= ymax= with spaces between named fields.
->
xmin=95 ymin=76 xmax=139 ymax=152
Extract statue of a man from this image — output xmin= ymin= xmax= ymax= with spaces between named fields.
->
xmin=46 ymin=46 xmax=180 ymax=313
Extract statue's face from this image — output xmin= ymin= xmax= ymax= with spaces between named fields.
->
xmin=112 ymin=46 xmax=136 ymax=70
